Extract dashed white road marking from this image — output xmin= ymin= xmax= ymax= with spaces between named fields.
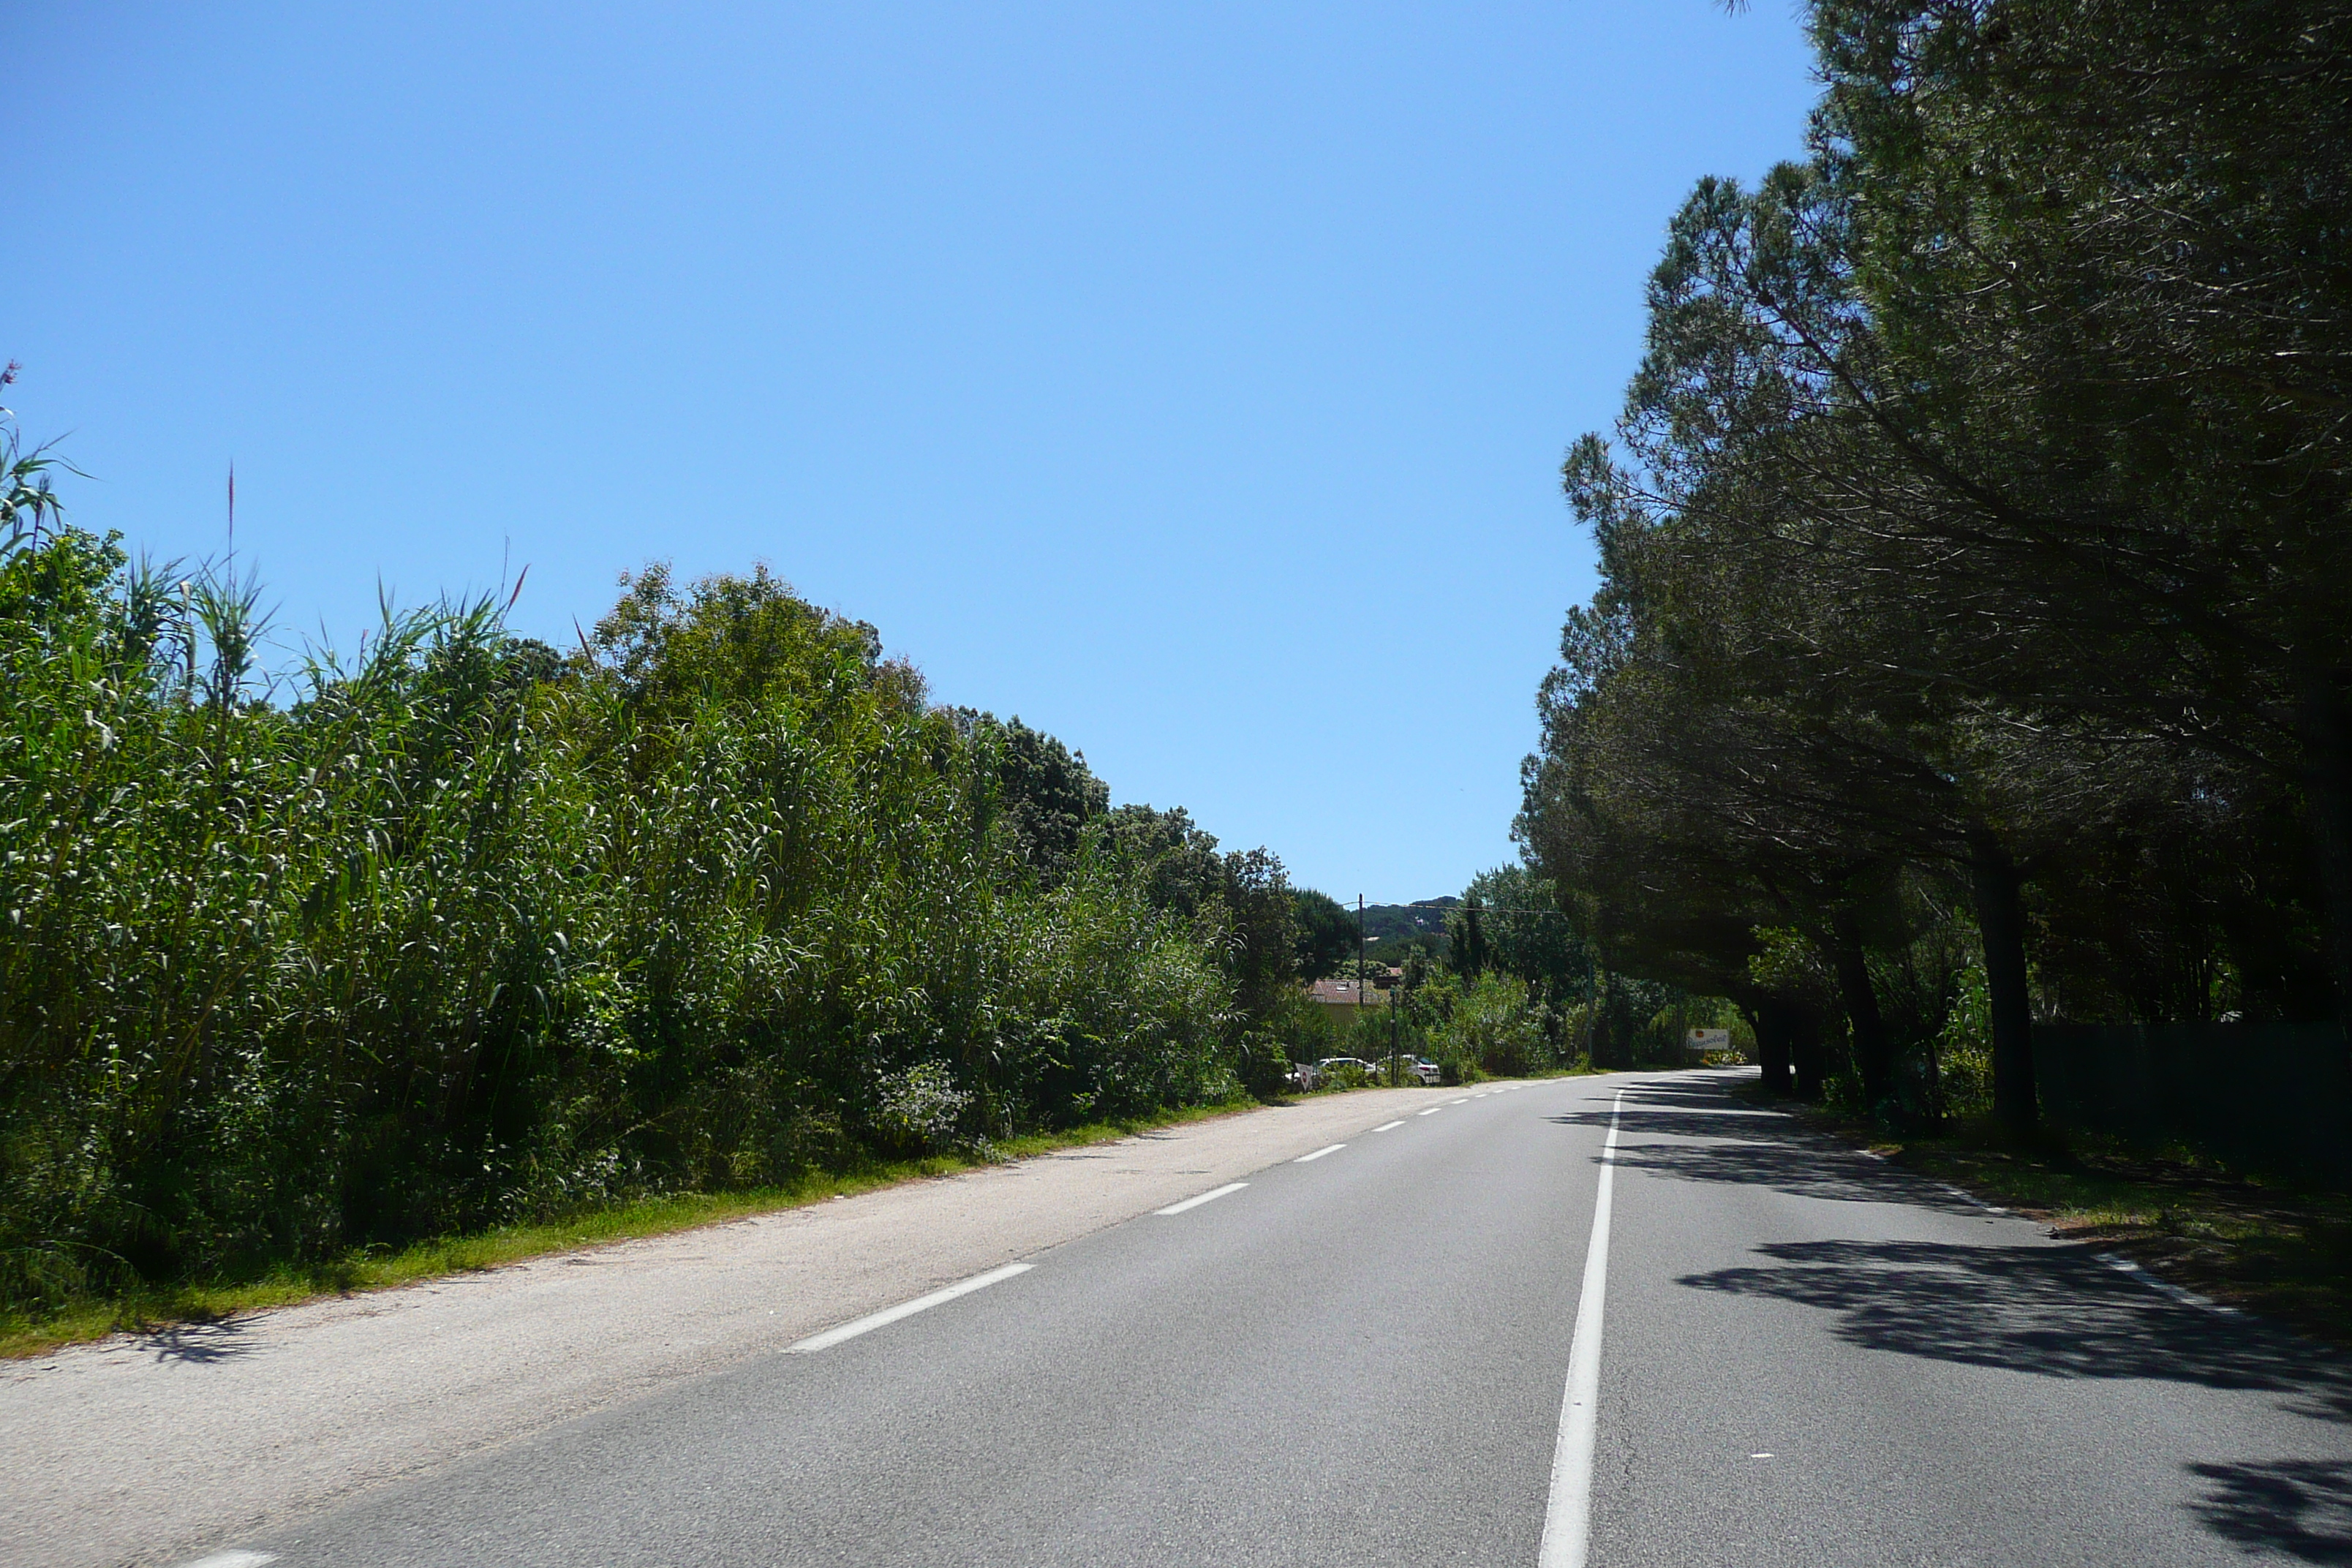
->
xmin=1447 ymin=1096 xmax=1470 ymax=1104
xmin=176 ymin=1554 xmax=276 ymax=1568
xmin=1539 ymin=1085 xmax=1627 ymax=1568
xmin=1371 ymin=1120 xmax=1405 ymax=1133
xmin=1294 ymin=1144 xmax=1346 ymax=1163
xmin=788 ymin=1262 xmax=1034 ymax=1352
xmin=1154 ymin=1182 xmax=1248 ymax=1217
xmin=1417 ymin=1107 xmax=1442 ymax=1116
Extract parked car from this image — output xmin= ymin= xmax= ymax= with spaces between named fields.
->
xmin=1294 ymin=1055 xmax=1439 ymax=1090
xmin=1321 ymin=1054 xmax=1442 ymax=1087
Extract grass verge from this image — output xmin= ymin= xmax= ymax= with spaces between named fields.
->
xmin=1743 ymin=1085 xmax=2352 ymax=1346
xmin=1 ymin=1098 xmax=1264 ymax=1361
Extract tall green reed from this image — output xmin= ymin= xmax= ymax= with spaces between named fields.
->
xmin=0 ymin=533 xmax=1246 ymax=1320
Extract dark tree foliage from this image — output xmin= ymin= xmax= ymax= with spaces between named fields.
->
xmin=1097 ymin=803 xmax=1226 ymax=920
xmin=1523 ymin=0 xmax=2352 ymax=1128
xmin=1452 ymin=897 xmax=1489 ymax=979
xmin=1220 ymin=848 xmax=1301 ymax=1020
xmin=1291 ymin=889 xmax=1360 ymax=979
xmin=1457 ymin=866 xmax=1596 ymax=1009
xmin=959 ymin=713 xmax=1110 ymax=884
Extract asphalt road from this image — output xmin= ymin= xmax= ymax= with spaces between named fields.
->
xmin=8 ymin=1085 xmax=1439 ymax=1568
xmin=181 ymin=1070 xmax=2352 ymax=1565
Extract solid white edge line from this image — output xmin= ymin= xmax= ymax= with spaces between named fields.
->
xmin=2096 ymin=1251 xmax=2237 ymax=1315
xmin=1371 ymin=1120 xmax=1405 ymax=1132
xmin=1295 ymin=1143 xmax=1346 ymax=1163
xmin=1539 ymin=1085 xmax=1625 ymax=1568
xmin=1937 ymin=1180 xmax=2008 ymax=1215
xmin=177 ymin=1555 xmax=277 ymax=1568
xmin=1155 ymin=1181 xmax=1248 ymax=1216
xmin=786 ymin=1262 xmax=1033 ymax=1352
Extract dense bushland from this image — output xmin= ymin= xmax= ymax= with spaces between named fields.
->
xmin=0 ymin=468 xmax=1300 ymax=1322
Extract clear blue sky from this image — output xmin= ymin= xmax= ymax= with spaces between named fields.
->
xmin=4 ymin=1 xmax=1817 ymax=903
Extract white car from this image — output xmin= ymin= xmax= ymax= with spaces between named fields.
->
xmin=1316 ymin=1055 xmax=1441 ymax=1086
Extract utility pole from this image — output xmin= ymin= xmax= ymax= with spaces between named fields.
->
xmin=1373 ymin=973 xmax=1392 ymax=1086
xmin=1356 ymin=894 xmax=1367 ymax=1044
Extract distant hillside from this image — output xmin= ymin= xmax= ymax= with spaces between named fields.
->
xmin=1359 ymin=899 xmax=1458 ymax=944
xmin=1301 ymin=899 xmax=1460 ymax=968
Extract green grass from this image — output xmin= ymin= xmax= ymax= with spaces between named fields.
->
xmin=1743 ymin=1085 xmax=2352 ymax=1345
xmin=0 ymin=1098 xmax=1263 ymax=1361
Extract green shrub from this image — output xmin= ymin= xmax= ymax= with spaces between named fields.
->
xmin=1438 ymin=973 xmax=1552 ymax=1078
xmin=0 ymin=515 xmax=1278 ymax=1324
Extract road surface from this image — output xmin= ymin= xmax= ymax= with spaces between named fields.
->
xmin=30 ymin=1070 xmax=2352 ymax=1565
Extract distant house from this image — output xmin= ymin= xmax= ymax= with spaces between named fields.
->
xmin=1307 ymin=976 xmax=1392 ymax=1025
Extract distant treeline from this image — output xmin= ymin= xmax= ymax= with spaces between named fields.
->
xmin=1287 ymin=895 xmax=1459 ymax=970
xmin=1519 ymin=2 xmax=2352 ymax=1128
xmin=0 ymin=458 xmax=1309 ymax=1318
xmin=1287 ymin=866 xmax=1731 ymax=1078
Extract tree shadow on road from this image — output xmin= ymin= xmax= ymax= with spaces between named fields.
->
xmin=1592 ymin=1075 xmax=1760 ymax=1108
xmin=1546 ymin=1098 xmax=1983 ymax=1215
xmin=1607 ymin=1074 xmax=2352 ymax=1556
xmin=138 ymin=1318 xmax=255 ymax=1364
xmin=1683 ymin=1237 xmax=2352 ymax=1556
xmin=1679 ymin=1238 xmax=2351 ymax=1415
xmin=2187 ymin=1460 xmax=2352 ymax=1563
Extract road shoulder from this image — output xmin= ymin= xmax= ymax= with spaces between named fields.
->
xmin=2 ymin=1086 xmax=1436 ymax=1568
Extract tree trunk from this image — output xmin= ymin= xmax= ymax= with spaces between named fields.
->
xmin=1586 ymin=967 xmax=1617 ymax=1068
xmin=2297 ymin=673 xmax=2352 ymax=1062
xmin=1830 ymin=911 xmax=1893 ymax=1111
xmin=1790 ymin=1003 xmax=1827 ymax=1101
xmin=1967 ymin=831 xmax=2038 ymax=1134
xmin=1746 ymin=1000 xmax=1793 ymax=1094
